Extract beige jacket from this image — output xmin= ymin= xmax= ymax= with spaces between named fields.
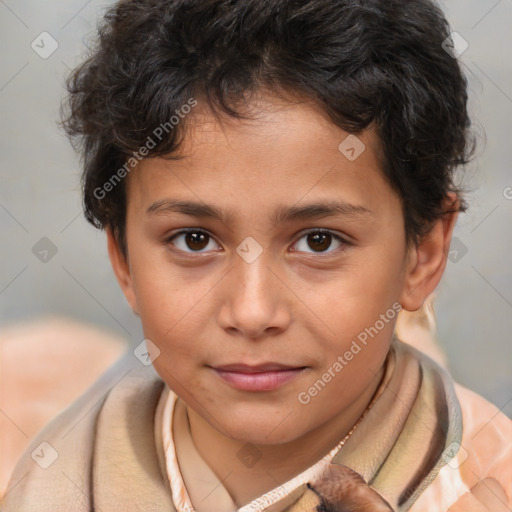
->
xmin=1 ymin=337 xmax=510 ymax=511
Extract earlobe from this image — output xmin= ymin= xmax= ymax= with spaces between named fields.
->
xmin=400 ymin=193 xmax=460 ymax=312
xmin=106 ymin=228 xmax=139 ymax=315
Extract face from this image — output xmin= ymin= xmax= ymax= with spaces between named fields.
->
xmin=110 ymin=93 xmax=444 ymax=446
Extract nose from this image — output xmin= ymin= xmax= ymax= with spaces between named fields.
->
xmin=217 ymin=252 xmax=292 ymax=340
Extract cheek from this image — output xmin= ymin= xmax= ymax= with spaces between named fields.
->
xmin=130 ymin=259 xmax=193 ymax=330
xmin=132 ymin=275 xmax=200 ymax=367
xmin=349 ymin=242 xmax=406 ymax=307
xmin=151 ymin=351 xmax=211 ymax=410
xmin=309 ymin=263 xmax=401 ymax=381
xmin=318 ymin=264 xmax=402 ymax=334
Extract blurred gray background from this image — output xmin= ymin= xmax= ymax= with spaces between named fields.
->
xmin=0 ymin=0 xmax=511 ymax=416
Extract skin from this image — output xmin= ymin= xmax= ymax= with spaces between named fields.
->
xmin=107 ymin=92 xmax=459 ymax=507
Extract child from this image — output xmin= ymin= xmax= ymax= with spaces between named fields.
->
xmin=2 ymin=0 xmax=511 ymax=510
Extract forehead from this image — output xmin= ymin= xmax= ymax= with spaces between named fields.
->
xmin=174 ymin=93 xmax=385 ymax=164
xmin=126 ymin=93 xmax=398 ymax=224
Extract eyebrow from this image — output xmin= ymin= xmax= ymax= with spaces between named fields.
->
xmin=146 ymin=199 xmax=373 ymax=224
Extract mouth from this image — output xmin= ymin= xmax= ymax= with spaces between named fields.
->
xmin=209 ymin=363 xmax=308 ymax=391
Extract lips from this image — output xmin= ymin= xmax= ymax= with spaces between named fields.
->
xmin=211 ymin=362 xmax=305 ymax=373
xmin=210 ymin=362 xmax=307 ymax=391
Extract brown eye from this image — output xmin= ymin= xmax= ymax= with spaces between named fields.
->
xmin=307 ymin=232 xmax=332 ymax=252
xmin=166 ymin=229 xmax=220 ymax=253
xmin=292 ymin=230 xmax=347 ymax=255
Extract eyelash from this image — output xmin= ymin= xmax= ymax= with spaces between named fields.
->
xmin=163 ymin=228 xmax=352 ymax=256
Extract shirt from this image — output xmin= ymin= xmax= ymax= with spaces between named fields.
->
xmin=159 ymin=363 xmax=386 ymax=512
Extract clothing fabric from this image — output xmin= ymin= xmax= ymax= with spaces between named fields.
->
xmin=1 ymin=336 xmax=511 ymax=511
xmin=161 ymin=362 xmax=385 ymax=512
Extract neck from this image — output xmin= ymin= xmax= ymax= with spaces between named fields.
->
xmin=186 ymin=363 xmax=386 ymax=508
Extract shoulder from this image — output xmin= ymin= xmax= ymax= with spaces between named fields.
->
xmin=454 ymin=383 xmax=512 ymax=496
xmin=0 ymin=316 xmax=127 ymax=495
xmin=410 ymin=381 xmax=512 ymax=511
xmin=0 ymin=349 xmax=165 ymax=510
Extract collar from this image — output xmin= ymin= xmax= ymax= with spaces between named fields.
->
xmin=161 ymin=383 xmax=367 ymax=512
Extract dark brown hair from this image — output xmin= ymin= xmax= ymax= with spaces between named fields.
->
xmin=61 ymin=0 xmax=476 ymax=258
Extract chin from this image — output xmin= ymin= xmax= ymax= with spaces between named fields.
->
xmin=222 ymin=414 xmax=306 ymax=447
xmin=233 ymin=432 xmax=300 ymax=447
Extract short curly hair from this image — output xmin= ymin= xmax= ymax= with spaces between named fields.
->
xmin=61 ymin=0 xmax=476 ymax=258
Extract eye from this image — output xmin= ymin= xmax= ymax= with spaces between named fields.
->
xmin=164 ymin=229 xmax=220 ymax=253
xmin=164 ymin=228 xmax=351 ymax=256
xmin=291 ymin=229 xmax=350 ymax=255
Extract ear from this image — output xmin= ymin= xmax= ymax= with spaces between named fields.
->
xmin=106 ymin=228 xmax=139 ymax=315
xmin=400 ymin=193 xmax=460 ymax=312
